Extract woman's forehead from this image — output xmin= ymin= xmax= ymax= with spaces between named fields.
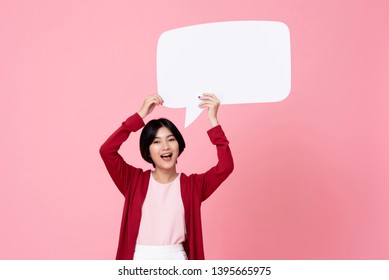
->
xmin=155 ymin=126 xmax=173 ymax=138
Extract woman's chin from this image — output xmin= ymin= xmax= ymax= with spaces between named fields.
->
xmin=155 ymin=162 xmax=176 ymax=171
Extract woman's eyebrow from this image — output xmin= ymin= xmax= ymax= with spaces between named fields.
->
xmin=154 ymin=134 xmax=174 ymax=139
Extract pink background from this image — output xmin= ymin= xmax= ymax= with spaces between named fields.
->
xmin=1 ymin=0 xmax=388 ymax=259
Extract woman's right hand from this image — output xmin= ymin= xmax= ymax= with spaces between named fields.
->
xmin=137 ymin=94 xmax=164 ymax=118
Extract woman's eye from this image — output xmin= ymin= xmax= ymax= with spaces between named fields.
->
xmin=153 ymin=140 xmax=160 ymax=144
xmin=169 ymin=138 xmax=176 ymax=142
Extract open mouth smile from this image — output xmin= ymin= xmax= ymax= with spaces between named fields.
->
xmin=161 ymin=153 xmax=173 ymax=159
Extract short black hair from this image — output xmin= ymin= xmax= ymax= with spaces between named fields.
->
xmin=139 ymin=118 xmax=186 ymax=167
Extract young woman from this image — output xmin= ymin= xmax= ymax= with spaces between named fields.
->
xmin=99 ymin=93 xmax=234 ymax=260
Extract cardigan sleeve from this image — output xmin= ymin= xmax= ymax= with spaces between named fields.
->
xmin=198 ymin=125 xmax=234 ymax=201
xmin=99 ymin=113 xmax=145 ymax=196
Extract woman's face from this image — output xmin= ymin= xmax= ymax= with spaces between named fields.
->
xmin=149 ymin=126 xmax=179 ymax=170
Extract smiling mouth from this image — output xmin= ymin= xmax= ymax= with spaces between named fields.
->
xmin=161 ymin=154 xmax=173 ymax=159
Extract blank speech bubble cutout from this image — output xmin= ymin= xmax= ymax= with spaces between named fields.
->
xmin=157 ymin=21 xmax=291 ymax=127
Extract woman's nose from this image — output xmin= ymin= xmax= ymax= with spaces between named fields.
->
xmin=162 ymin=141 xmax=170 ymax=150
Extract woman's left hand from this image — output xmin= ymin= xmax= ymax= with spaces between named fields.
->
xmin=199 ymin=93 xmax=220 ymax=127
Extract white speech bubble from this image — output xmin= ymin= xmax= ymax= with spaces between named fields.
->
xmin=157 ymin=21 xmax=291 ymax=127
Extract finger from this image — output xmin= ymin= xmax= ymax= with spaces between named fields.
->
xmin=199 ymin=97 xmax=218 ymax=105
xmin=198 ymin=95 xmax=213 ymax=101
xmin=146 ymin=94 xmax=162 ymax=104
xmin=198 ymin=101 xmax=216 ymax=108
xmin=203 ymin=93 xmax=217 ymax=99
xmin=154 ymin=94 xmax=163 ymax=104
xmin=207 ymin=93 xmax=219 ymax=103
xmin=150 ymin=95 xmax=163 ymax=105
xmin=146 ymin=97 xmax=156 ymax=106
xmin=199 ymin=93 xmax=219 ymax=103
xmin=145 ymin=95 xmax=157 ymax=104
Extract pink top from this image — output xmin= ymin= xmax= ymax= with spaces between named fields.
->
xmin=136 ymin=173 xmax=186 ymax=245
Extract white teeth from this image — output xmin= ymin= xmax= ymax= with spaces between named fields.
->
xmin=161 ymin=154 xmax=172 ymax=158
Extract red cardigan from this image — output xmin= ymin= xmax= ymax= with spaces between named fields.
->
xmin=99 ymin=113 xmax=234 ymax=260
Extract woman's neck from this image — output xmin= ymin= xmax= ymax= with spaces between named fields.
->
xmin=152 ymin=168 xmax=178 ymax=184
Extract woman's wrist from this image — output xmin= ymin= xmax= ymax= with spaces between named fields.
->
xmin=137 ymin=110 xmax=146 ymax=119
xmin=209 ymin=117 xmax=219 ymax=127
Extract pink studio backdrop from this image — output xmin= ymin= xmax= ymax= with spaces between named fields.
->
xmin=1 ymin=0 xmax=388 ymax=259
